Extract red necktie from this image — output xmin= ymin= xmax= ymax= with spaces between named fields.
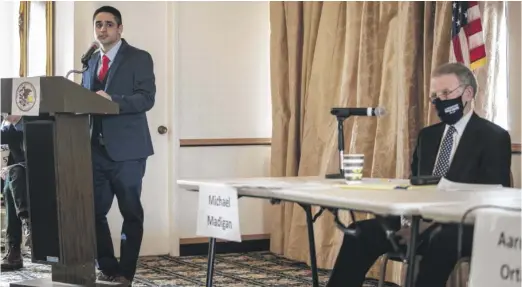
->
xmin=98 ymin=55 xmax=110 ymax=81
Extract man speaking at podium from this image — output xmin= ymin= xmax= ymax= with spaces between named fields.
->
xmin=326 ymin=62 xmax=512 ymax=287
xmin=81 ymin=6 xmax=156 ymax=286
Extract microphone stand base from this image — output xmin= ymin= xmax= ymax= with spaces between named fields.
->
xmin=325 ymin=173 xmax=344 ymax=179
xmin=410 ymin=175 xmax=441 ymax=186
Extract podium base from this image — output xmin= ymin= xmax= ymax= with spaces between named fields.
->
xmin=10 ymin=278 xmax=125 ymax=287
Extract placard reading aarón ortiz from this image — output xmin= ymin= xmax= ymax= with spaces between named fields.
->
xmin=469 ymin=209 xmax=521 ymax=287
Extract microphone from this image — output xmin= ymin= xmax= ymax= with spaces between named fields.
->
xmin=66 ymin=42 xmax=99 ymax=80
xmin=325 ymin=106 xmax=386 ymax=179
xmin=330 ymin=107 xmax=386 ymax=118
xmin=80 ymin=42 xmax=100 ymax=66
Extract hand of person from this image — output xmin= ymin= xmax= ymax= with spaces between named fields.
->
xmin=396 ymin=221 xmax=434 ymax=245
xmin=396 ymin=227 xmax=411 ymax=245
xmin=1 ymin=167 xmax=8 ymax=180
xmin=96 ymin=90 xmax=112 ymax=101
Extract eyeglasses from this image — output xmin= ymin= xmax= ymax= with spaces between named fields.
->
xmin=429 ymin=84 xmax=466 ymax=102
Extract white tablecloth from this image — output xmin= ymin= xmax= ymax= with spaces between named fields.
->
xmin=178 ymin=176 xmax=521 ymax=217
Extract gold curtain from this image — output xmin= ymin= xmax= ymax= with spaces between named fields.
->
xmin=268 ymin=1 xmax=452 ymax=284
xmin=19 ymin=1 xmax=29 ymax=77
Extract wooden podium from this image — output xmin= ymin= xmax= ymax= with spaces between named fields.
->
xmin=1 ymin=76 xmax=121 ymax=286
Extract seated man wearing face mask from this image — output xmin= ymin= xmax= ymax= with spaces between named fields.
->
xmin=326 ymin=62 xmax=512 ymax=287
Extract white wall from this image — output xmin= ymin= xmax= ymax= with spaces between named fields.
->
xmin=177 ymin=2 xmax=272 ymax=139
xmin=174 ymin=1 xmax=272 ymax=239
xmin=178 ymin=148 xmax=271 ymax=238
xmin=54 ymin=1 xmax=272 ymax=255
xmin=53 ymin=1 xmax=74 ymax=78
xmin=0 ymin=1 xmax=20 ymax=78
xmin=54 ymin=1 xmax=97 ymax=81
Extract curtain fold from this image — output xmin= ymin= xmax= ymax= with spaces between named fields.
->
xmin=473 ymin=2 xmax=506 ymax=121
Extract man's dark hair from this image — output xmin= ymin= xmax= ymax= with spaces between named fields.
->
xmin=93 ymin=6 xmax=122 ymax=26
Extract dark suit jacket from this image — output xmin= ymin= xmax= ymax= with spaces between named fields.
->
xmin=81 ymin=39 xmax=156 ymax=162
xmin=1 ymin=119 xmax=25 ymax=165
xmin=411 ymin=112 xmax=512 ymax=187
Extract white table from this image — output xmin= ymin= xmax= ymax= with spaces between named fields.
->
xmin=179 ymin=177 xmax=519 ymax=214
xmin=178 ymin=176 xmax=338 ymax=287
xmin=418 ymin=199 xmax=521 ymax=287
xmin=177 ymin=176 xmax=521 ymax=287
xmin=419 ymin=197 xmax=521 ymax=224
xmin=268 ymin=186 xmax=519 ymax=214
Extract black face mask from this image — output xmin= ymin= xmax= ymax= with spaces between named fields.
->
xmin=433 ymin=94 xmax=466 ymax=125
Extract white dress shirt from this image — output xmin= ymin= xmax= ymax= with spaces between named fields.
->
xmin=97 ymin=39 xmax=123 ymax=76
xmin=432 ymin=109 xmax=473 ymax=173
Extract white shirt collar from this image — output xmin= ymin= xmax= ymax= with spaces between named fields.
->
xmin=449 ymin=109 xmax=473 ymax=135
xmin=100 ymin=39 xmax=122 ymax=62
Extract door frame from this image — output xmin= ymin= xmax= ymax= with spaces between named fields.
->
xmin=168 ymin=1 xmax=182 ymax=257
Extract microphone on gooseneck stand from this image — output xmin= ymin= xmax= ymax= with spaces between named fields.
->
xmin=66 ymin=42 xmax=100 ymax=80
xmin=410 ymin=130 xmax=442 ymax=185
xmin=326 ymin=107 xmax=386 ymax=179
xmin=330 ymin=107 xmax=387 ymax=118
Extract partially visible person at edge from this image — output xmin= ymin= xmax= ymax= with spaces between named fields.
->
xmin=1 ymin=115 xmax=31 ymax=271
xmin=326 ymin=62 xmax=512 ymax=287
xmin=81 ymin=5 xmax=156 ymax=286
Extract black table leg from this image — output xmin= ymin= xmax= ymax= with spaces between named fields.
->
xmin=405 ymin=216 xmax=420 ymax=287
xmin=303 ymin=205 xmax=320 ymax=287
xmin=206 ymin=237 xmax=217 ymax=287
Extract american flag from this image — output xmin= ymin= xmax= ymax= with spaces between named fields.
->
xmin=451 ymin=1 xmax=486 ymax=70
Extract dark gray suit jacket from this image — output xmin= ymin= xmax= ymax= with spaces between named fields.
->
xmin=411 ymin=112 xmax=512 ymax=187
xmin=82 ymin=39 xmax=156 ymax=162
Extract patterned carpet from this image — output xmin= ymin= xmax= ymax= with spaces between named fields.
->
xmin=0 ymin=251 xmax=396 ymax=286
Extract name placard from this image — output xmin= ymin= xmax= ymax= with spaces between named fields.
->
xmin=196 ymin=183 xmax=241 ymax=242
xmin=469 ymin=209 xmax=521 ymax=287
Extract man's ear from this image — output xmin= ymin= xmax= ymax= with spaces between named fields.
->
xmin=463 ymin=85 xmax=474 ymax=102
